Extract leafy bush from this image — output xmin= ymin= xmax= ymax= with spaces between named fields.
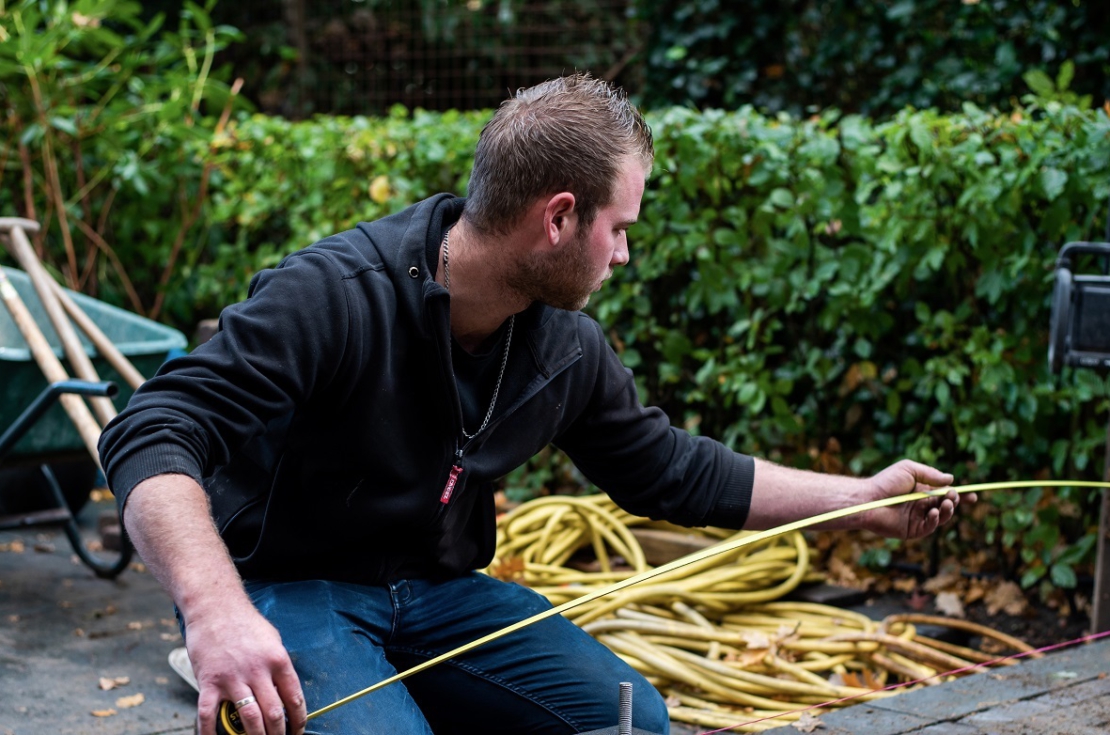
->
xmin=210 ymin=101 xmax=1109 ymax=590
xmin=617 ymin=102 xmax=1110 ymax=592
xmin=0 ymin=0 xmax=241 ymax=323
xmin=638 ymin=0 xmax=1110 ymax=117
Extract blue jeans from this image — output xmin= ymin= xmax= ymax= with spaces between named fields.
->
xmin=243 ymin=573 xmax=670 ymax=734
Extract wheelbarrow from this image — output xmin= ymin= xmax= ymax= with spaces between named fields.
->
xmin=0 ymin=265 xmax=187 ymax=578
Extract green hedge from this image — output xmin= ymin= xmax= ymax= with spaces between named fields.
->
xmin=4 ymin=89 xmax=1110 ymax=590
xmin=199 ymin=102 xmax=1110 ymax=592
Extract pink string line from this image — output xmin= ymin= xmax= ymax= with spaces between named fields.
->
xmin=695 ymin=628 xmax=1110 ymax=734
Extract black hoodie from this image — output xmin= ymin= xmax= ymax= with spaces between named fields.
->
xmin=99 ymin=195 xmax=754 ymax=584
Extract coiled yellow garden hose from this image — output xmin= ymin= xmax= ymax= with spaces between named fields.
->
xmin=481 ymin=481 xmax=1106 ymax=731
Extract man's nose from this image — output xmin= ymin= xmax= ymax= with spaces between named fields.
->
xmin=611 ymin=241 xmax=629 ymax=267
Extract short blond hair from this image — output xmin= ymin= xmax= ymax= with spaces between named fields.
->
xmin=463 ymin=73 xmax=653 ymax=237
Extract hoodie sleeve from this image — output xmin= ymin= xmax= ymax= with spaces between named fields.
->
xmin=554 ymin=316 xmax=754 ymax=529
xmin=98 ymin=249 xmax=353 ymax=516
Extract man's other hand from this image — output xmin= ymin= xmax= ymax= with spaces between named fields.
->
xmin=862 ymin=459 xmax=975 ymax=539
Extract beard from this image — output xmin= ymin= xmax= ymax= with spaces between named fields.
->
xmin=507 ymin=230 xmax=604 ymax=311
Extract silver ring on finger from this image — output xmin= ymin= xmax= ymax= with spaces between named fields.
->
xmin=234 ymin=695 xmax=257 ymax=710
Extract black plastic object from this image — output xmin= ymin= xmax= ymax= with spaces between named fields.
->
xmin=1048 ymin=241 xmax=1110 ymax=373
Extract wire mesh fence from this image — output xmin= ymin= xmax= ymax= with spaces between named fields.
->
xmin=216 ymin=0 xmax=643 ymax=117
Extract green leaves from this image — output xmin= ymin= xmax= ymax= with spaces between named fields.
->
xmin=0 ymin=0 xmax=243 ymax=318
xmin=638 ymin=1 xmax=1107 ymax=118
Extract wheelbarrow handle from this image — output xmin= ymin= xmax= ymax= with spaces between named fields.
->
xmin=0 ymin=380 xmax=117 ymax=460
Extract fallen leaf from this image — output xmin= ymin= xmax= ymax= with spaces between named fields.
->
xmin=127 ymin=621 xmax=144 ymax=630
xmin=155 ymin=676 xmax=169 ymax=685
xmin=964 ymin=581 xmax=987 ymax=605
xmin=892 ymin=577 xmax=917 ymax=593
xmin=775 ymin=623 xmax=801 ymax=642
xmin=664 ymin=694 xmax=681 ymax=708
xmin=922 ymin=569 xmax=962 ymax=593
xmin=116 ymin=693 xmax=144 ymax=709
xmin=726 ymin=648 xmax=768 ymax=667
xmin=90 ymin=709 xmax=117 ymax=718
xmin=792 ymin=711 xmax=825 ymax=732
xmin=985 ymin=581 xmax=1028 ymax=616
xmin=740 ymin=630 xmax=772 ymax=649
xmin=0 ymin=539 xmax=25 ymax=553
xmin=488 ymin=557 xmax=525 ymax=582
xmin=934 ymin=591 xmax=966 ymax=619
xmin=99 ymin=676 xmax=130 ymax=691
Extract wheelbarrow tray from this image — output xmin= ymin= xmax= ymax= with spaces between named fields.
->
xmin=0 ymin=266 xmax=187 ymax=461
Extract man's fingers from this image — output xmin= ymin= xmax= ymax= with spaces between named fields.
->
xmin=937 ymin=498 xmax=956 ymax=526
xmin=899 ymin=459 xmax=954 ymax=487
xmin=254 ymin=688 xmax=288 ymax=735
xmin=231 ymin=693 xmax=268 ymax=735
xmin=196 ymin=692 xmax=218 ymax=735
xmin=274 ymin=665 xmax=307 ymax=735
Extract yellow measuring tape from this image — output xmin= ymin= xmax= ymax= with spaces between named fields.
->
xmin=306 ymin=479 xmax=1110 ymax=721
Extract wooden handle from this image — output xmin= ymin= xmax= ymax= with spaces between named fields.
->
xmin=0 ymin=267 xmax=104 ymax=469
xmin=3 ymin=224 xmax=117 ymax=426
xmin=0 ymin=217 xmax=41 ymax=234
xmin=49 ymin=279 xmax=146 ymax=391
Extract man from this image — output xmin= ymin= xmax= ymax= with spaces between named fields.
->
xmin=99 ymin=74 xmax=966 ymax=735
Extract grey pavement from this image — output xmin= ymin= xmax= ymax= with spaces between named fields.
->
xmin=762 ymin=623 xmax=1110 ymax=734
xmin=2 ymin=497 xmax=1108 ymax=735
xmin=0 ymin=498 xmax=193 ymax=735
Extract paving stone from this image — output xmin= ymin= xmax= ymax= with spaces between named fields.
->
xmin=761 ymin=703 xmax=934 ymax=734
xmin=904 ymin=723 xmax=981 ymax=735
xmin=864 ymin=666 xmax=1078 ymax=721
xmin=960 ymin=698 xmax=1055 ymax=724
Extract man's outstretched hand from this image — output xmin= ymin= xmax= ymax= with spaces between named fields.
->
xmin=861 ymin=459 xmax=975 ymax=539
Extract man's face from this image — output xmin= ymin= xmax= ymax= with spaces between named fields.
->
xmin=513 ymin=156 xmax=646 ymax=311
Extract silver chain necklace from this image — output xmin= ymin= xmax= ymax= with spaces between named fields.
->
xmin=442 ymin=226 xmax=514 ymax=440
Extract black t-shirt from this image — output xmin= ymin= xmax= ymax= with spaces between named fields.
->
xmin=450 ymin=323 xmax=511 ymax=435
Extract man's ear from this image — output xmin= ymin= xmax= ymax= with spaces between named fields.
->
xmin=543 ymin=192 xmax=577 ymax=246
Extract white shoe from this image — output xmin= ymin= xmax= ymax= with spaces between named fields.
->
xmin=168 ymin=646 xmax=199 ymax=692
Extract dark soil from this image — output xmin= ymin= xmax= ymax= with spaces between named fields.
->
xmin=848 ymin=586 xmax=1094 ymax=653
